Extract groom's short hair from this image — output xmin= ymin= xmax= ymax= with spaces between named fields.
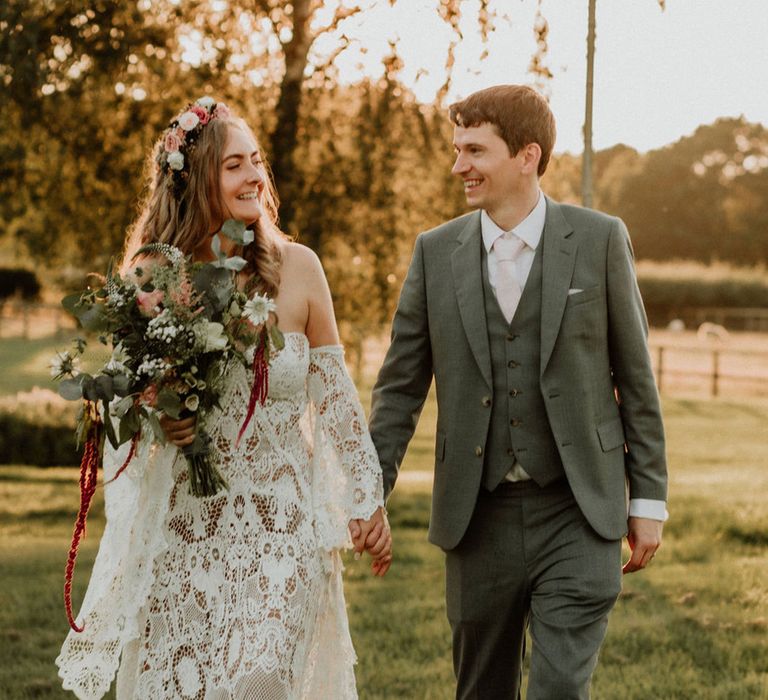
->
xmin=449 ymin=85 xmax=556 ymax=176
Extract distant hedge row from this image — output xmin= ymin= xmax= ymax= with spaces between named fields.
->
xmin=0 ymin=413 xmax=79 ymax=466
xmin=635 ymin=262 xmax=768 ymax=326
xmin=638 ymin=276 xmax=768 ymax=310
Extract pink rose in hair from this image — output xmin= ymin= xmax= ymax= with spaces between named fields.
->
xmin=190 ymin=105 xmax=210 ymax=124
xmin=136 ymin=289 xmax=165 ymax=317
xmin=213 ymin=103 xmax=231 ymax=119
xmin=164 ymin=130 xmax=183 ymax=153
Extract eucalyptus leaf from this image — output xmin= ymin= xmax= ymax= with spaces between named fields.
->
xmin=223 ymin=256 xmax=247 ymax=272
xmin=58 ymin=377 xmax=85 ymax=401
xmin=112 ymin=374 xmax=132 ymax=397
xmin=112 ymin=395 xmax=135 ymax=419
xmin=269 ymin=325 xmax=285 ymax=351
xmin=78 ymin=305 xmax=114 ymax=333
xmin=62 ymin=293 xmax=83 ymax=316
xmin=104 ymin=410 xmax=119 ymax=449
xmin=123 ymin=406 xmax=142 ymax=433
xmin=119 ymin=413 xmax=136 ymax=445
xmin=81 ymin=376 xmax=98 ymax=402
xmin=156 ymin=388 xmax=182 ymax=419
xmin=193 ymin=265 xmax=234 ymax=315
xmin=147 ymin=411 xmax=167 ymax=444
xmin=221 ymin=219 xmax=249 ymax=244
xmin=94 ymin=375 xmax=115 ymax=403
xmin=211 ymin=234 xmax=223 ymax=259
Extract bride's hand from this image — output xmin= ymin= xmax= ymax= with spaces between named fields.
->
xmin=348 ymin=507 xmax=392 ymax=577
xmin=159 ymin=414 xmax=196 ymax=447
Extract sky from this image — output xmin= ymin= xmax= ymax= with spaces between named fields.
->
xmin=319 ymin=0 xmax=768 ymax=154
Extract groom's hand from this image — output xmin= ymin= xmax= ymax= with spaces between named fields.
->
xmin=348 ymin=507 xmax=392 ymax=576
xmin=623 ymin=516 xmax=663 ymax=574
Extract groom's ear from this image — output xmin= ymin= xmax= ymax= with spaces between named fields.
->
xmin=519 ymin=142 xmax=542 ymax=175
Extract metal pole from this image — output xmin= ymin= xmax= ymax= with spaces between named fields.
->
xmin=656 ymin=345 xmax=664 ymax=393
xmin=582 ymin=0 xmax=596 ymax=209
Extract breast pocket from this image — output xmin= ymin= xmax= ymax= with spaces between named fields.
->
xmin=566 ymin=285 xmax=601 ymax=308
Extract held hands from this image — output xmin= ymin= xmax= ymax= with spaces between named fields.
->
xmin=623 ymin=516 xmax=663 ymax=574
xmin=159 ymin=414 xmax=196 ymax=447
xmin=348 ymin=506 xmax=392 ymax=577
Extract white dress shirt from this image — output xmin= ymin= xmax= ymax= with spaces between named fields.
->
xmin=480 ymin=192 xmax=668 ymax=522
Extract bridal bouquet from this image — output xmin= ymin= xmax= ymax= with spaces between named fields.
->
xmin=52 ymin=219 xmax=284 ymax=631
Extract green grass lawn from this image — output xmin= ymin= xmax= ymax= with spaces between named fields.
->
xmin=1 ymin=395 xmax=767 ymax=699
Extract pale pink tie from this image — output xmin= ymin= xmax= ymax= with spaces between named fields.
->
xmin=493 ymin=234 xmax=527 ymax=323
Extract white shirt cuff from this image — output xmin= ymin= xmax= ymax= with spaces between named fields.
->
xmin=629 ymin=498 xmax=668 ymax=522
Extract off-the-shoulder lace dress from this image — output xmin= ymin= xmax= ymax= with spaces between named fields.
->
xmin=56 ymin=333 xmax=384 ymax=699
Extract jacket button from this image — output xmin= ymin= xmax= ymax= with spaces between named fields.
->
xmin=509 ymin=389 xmax=521 ymax=397
xmin=510 ymin=418 xmax=522 ymax=427
xmin=507 ymin=448 xmax=514 ymax=456
xmin=481 ymin=396 xmax=491 ymax=407
xmin=475 ymin=446 xmax=483 ymax=457
xmin=506 ymin=333 xmax=518 ymax=342
xmin=508 ymin=360 xmax=519 ymax=368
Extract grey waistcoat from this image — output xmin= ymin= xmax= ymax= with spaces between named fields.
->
xmin=481 ymin=238 xmax=566 ymax=490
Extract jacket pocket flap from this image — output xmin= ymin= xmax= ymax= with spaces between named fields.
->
xmin=597 ymin=418 xmax=626 ymax=452
xmin=435 ymin=430 xmax=446 ymax=462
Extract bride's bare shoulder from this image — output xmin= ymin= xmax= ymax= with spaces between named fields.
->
xmin=279 ymin=240 xmax=323 ymax=275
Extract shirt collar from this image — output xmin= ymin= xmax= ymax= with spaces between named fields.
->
xmin=481 ymin=190 xmax=546 ymax=253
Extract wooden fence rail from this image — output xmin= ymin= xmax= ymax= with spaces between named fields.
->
xmin=651 ymin=343 xmax=768 ymax=398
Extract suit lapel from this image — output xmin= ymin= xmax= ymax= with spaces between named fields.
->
xmin=540 ymin=197 xmax=576 ymax=373
xmin=451 ymin=212 xmax=493 ymax=389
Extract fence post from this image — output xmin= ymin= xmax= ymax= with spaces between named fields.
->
xmin=22 ymin=303 xmax=30 ymax=339
xmin=711 ymin=350 xmax=720 ymax=398
xmin=656 ymin=346 xmax=664 ymax=393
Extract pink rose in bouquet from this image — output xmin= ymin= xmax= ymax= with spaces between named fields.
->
xmin=137 ymin=289 xmax=164 ymax=317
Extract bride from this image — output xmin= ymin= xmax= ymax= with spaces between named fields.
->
xmin=56 ymin=97 xmax=391 ymax=699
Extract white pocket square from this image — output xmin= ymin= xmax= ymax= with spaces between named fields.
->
xmin=567 ymin=288 xmax=583 ymax=296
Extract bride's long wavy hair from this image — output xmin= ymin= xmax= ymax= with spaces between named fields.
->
xmin=121 ymin=107 xmax=286 ymax=297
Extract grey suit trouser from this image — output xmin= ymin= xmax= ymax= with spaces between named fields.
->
xmin=445 ymin=478 xmax=622 ymax=700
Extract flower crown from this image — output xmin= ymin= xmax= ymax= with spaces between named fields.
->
xmin=157 ymin=97 xmax=231 ymax=198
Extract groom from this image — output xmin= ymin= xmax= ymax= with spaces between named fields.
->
xmin=367 ymin=85 xmax=668 ymax=698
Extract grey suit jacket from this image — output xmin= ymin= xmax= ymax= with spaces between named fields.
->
xmin=369 ymin=197 xmax=667 ymax=550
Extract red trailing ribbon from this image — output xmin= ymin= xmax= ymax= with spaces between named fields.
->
xmin=236 ymin=339 xmax=269 ymax=447
xmin=102 ymin=429 xmax=140 ymax=486
xmin=64 ymin=412 xmax=102 ymax=633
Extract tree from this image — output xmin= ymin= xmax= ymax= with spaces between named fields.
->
xmin=581 ymin=0 xmax=665 ymax=208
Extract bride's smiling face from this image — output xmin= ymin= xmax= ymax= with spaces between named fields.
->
xmin=219 ymin=125 xmax=265 ymax=226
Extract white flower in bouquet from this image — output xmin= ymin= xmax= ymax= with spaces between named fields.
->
xmin=105 ymin=349 xmax=131 ymax=374
xmin=196 ymin=96 xmax=215 ymax=108
xmin=243 ymin=294 xmax=277 ymax=327
xmin=49 ymin=350 xmax=81 ymax=379
xmin=184 ymin=394 xmax=200 ymax=412
xmin=167 ymin=151 xmax=185 ymax=171
xmin=198 ymin=320 xmax=228 ymax=352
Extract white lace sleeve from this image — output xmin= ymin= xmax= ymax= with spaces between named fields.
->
xmin=55 ymin=431 xmax=178 ymax=700
xmin=307 ymin=345 xmax=384 ymax=552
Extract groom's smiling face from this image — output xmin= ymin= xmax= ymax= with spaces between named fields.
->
xmin=451 ymin=123 xmax=528 ymax=215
